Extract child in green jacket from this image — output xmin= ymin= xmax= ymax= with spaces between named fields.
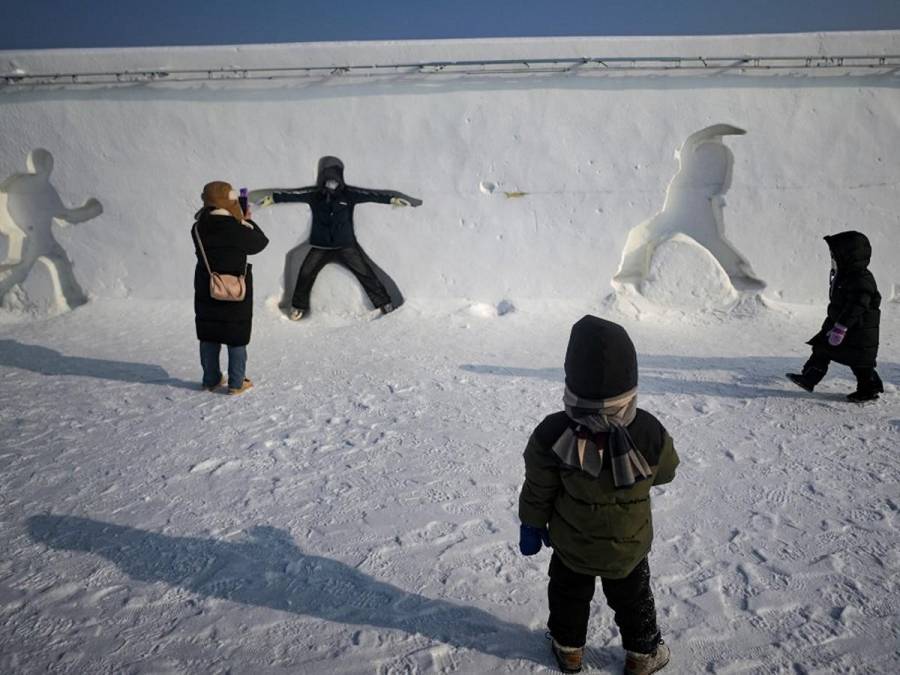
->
xmin=518 ymin=315 xmax=679 ymax=675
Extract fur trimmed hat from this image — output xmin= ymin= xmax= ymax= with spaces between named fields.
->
xmin=564 ymin=315 xmax=638 ymax=400
xmin=201 ymin=181 xmax=243 ymax=222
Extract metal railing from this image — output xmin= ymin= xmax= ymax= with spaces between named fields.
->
xmin=3 ymin=54 xmax=899 ymax=88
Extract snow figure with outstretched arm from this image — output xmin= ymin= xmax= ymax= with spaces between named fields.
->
xmin=250 ymin=156 xmax=422 ymax=320
xmin=0 ymin=148 xmax=102 ymax=314
xmin=614 ymin=124 xmax=764 ymax=297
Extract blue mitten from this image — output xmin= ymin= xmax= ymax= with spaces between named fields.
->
xmin=519 ymin=523 xmax=551 ymax=555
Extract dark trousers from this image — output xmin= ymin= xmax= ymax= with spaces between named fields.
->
xmin=803 ymin=348 xmax=883 ymax=393
xmin=291 ymin=244 xmax=391 ymax=311
xmin=548 ymin=553 xmax=660 ymax=653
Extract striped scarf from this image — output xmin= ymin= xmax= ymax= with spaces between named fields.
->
xmin=551 ymin=386 xmax=652 ymax=488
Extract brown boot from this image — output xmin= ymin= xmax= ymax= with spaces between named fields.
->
xmin=202 ymin=376 xmax=226 ymax=392
xmin=624 ymin=641 xmax=670 ymax=675
xmin=227 ymin=378 xmax=253 ymax=395
xmin=551 ymin=638 xmax=583 ymax=673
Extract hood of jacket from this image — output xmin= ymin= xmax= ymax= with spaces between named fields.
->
xmin=316 ymin=155 xmax=345 ymax=190
xmin=825 ymin=231 xmax=872 ymax=272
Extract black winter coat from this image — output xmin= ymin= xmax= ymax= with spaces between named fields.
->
xmin=192 ymin=210 xmax=269 ymax=346
xmin=272 ymin=185 xmax=418 ymax=249
xmin=807 ymin=231 xmax=881 ymax=368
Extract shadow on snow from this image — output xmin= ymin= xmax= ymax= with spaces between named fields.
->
xmin=27 ymin=515 xmax=546 ymax=665
xmin=461 ymin=354 xmax=897 ymax=401
xmin=0 ymin=339 xmax=197 ymax=390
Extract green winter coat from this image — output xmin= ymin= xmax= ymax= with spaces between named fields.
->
xmin=518 ymin=409 xmax=679 ymax=579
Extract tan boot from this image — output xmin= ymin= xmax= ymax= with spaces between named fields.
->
xmin=551 ymin=638 xmax=584 ymax=673
xmin=227 ymin=378 xmax=253 ymax=395
xmin=202 ymin=376 xmax=226 ymax=392
xmin=624 ymin=641 xmax=670 ymax=675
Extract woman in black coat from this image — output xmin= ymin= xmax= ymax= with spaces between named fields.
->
xmin=192 ymin=181 xmax=269 ymax=394
xmin=787 ymin=230 xmax=883 ymax=402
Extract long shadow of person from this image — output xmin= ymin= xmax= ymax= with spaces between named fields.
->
xmin=27 ymin=515 xmax=544 ymax=665
xmin=0 ymin=339 xmax=196 ymax=390
xmin=461 ymin=355 xmax=897 ymax=401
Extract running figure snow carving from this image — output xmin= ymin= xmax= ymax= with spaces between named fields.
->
xmin=614 ymin=124 xmax=765 ymax=302
xmin=0 ymin=148 xmax=102 ymax=314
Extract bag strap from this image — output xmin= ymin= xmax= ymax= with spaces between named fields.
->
xmin=193 ymin=221 xmax=248 ymax=276
xmin=193 ymin=222 xmax=214 ymax=276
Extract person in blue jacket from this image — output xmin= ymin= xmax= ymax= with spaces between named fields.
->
xmin=252 ymin=156 xmax=422 ymax=320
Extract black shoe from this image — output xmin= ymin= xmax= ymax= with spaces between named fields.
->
xmin=379 ymin=302 xmax=395 ymax=315
xmin=871 ymin=372 xmax=885 ymax=394
xmin=786 ymin=373 xmax=815 ymax=393
xmin=847 ymin=390 xmax=879 ymax=403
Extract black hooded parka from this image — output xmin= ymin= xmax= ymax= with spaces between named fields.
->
xmin=271 ymin=156 xmax=420 ymax=249
xmin=807 ymin=231 xmax=881 ymax=369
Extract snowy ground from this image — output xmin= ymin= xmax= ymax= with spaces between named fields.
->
xmin=1 ymin=298 xmax=898 ymax=674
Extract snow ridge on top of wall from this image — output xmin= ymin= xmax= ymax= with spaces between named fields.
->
xmin=2 ymin=31 xmax=900 ymax=85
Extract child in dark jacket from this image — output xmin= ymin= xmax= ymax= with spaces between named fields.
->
xmin=787 ymin=231 xmax=883 ymax=402
xmin=518 ymin=315 xmax=679 ymax=675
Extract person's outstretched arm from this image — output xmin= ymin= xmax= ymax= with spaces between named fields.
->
xmin=344 ymin=186 xmax=423 ymax=207
xmin=248 ymin=186 xmax=318 ymax=207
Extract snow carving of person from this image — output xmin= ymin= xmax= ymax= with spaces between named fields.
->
xmin=250 ymin=156 xmax=422 ymax=320
xmin=0 ymin=148 xmax=102 ymax=313
xmin=614 ymin=124 xmax=764 ymax=294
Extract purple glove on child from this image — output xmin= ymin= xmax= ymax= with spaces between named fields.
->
xmin=519 ymin=523 xmax=551 ymax=555
xmin=827 ymin=323 xmax=848 ymax=346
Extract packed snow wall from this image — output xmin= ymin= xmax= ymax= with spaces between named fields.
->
xmin=1 ymin=32 xmax=899 ymax=316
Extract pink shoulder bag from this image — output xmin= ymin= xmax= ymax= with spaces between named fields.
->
xmin=193 ymin=223 xmax=247 ymax=302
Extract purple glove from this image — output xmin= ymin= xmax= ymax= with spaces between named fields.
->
xmin=828 ymin=323 xmax=848 ymax=346
xmin=519 ymin=524 xmax=551 ymax=555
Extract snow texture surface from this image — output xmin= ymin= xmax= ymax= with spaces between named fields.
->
xmin=1 ymin=300 xmax=898 ymax=674
xmin=1 ymin=31 xmax=899 ymax=675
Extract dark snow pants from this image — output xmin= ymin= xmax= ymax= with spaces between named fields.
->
xmin=547 ymin=553 xmax=661 ymax=653
xmin=291 ymin=244 xmax=391 ymax=311
xmin=803 ymin=348 xmax=883 ymax=394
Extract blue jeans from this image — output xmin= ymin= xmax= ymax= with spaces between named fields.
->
xmin=199 ymin=341 xmax=247 ymax=389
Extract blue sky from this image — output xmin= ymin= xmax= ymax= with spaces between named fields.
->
xmin=2 ymin=0 xmax=899 ymax=50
